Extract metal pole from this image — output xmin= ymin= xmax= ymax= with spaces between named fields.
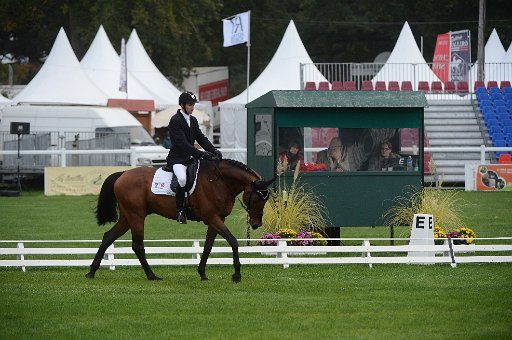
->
xmin=16 ymin=133 xmax=21 ymax=192
xmin=477 ymin=0 xmax=486 ymax=82
xmin=246 ymin=10 xmax=251 ymax=105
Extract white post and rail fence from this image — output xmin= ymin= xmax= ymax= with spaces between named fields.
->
xmin=1 ymin=237 xmax=511 ymax=272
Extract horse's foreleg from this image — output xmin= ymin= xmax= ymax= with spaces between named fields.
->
xmin=211 ymin=221 xmax=241 ymax=283
xmin=197 ymin=227 xmax=217 ymax=281
xmin=86 ymin=218 xmax=129 ymax=279
xmin=131 ymin=240 xmax=161 ymax=280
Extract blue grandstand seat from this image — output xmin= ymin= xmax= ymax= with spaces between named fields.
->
xmin=487 ymin=118 xmax=499 ymax=127
xmin=484 ymin=115 xmax=497 ymax=125
xmin=479 ymin=99 xmax=492 ymax=108
xmin=504 ymin=126 xmax=512 ymax=135
xmin=482 ymin=106 xmax=495 ymax=117
xmin=492 ymin=132 xmax=505 ymax=140
xmin=504 ymin=87 xmax=512 ymax=94
xmin=491 ymin=92 xmax=504 ymax=101
xmin=489 ymin=87 xmax=501 ymax=94
xmin=496 ymin=106 xmax=509 ymax=115
xmin=489 ymin=126 xmax=501 ymax=135
xmin=494 ymin=99 xmax=506 ymax=107
xmin=477 ymin=92 xmax=491 ymax=101
xmin=494 ymin=139 xmax=507 ymax=157
xmin=505 ymin=94 xmax=512 ymax=101
xmin=501 ymin=119 xmax=512 ymax=127
xmin=507 ymin=99 xmax=512 ymax=108
xmin=507 ymin=134 xmax=512 ymax=145
xmin=475 ymin=87 xmax=488 ymax=95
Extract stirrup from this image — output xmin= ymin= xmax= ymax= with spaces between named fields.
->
xmin=176 ymin=209 xmax=187 ymax=224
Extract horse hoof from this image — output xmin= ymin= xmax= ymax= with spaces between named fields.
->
xmin=200 ymin=275 xmax=209 ymax=281
xmin=148 ymin=275 xmax=162 ymax=281
xmin=85 ymin=272 xmax=95 ymax=279
xmin=231 ymin=274 xmax=241 ymax=283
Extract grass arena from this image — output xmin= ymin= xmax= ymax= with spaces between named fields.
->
xmin=0 ymin=191 xmax=511 ymax=338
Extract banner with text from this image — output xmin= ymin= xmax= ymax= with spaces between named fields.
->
xmin=45 ymin=166 xmax=133 ymax=196
xmin=432 ymin=33 xmax=450 ymax=83
xmin=222 ymin=11 xmax=250 ymax=47
xmin=450 ymin=30 xmax=471 ymax=83
xmin=475 ymin=164 xmax=512 ymax=191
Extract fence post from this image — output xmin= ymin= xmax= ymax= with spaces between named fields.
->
xmin=192 ymin=241 xmax=201 ymax=261
xmin=362 ymin=240 xmax=372 ymax=268
xmin=60 ymin=148 xmax=66 ymax=167
xmin=480 ymin=144 xmax=486 ymax=163
xmin=107 ymin=243 xmax=115 ymax=270
xmin=17 ymin=242 xmax=26 ymax=272
xmin=277 ymin=240 xmax=289 ymax=269
xmin=130 ymin=147 xmax=137 ymax=167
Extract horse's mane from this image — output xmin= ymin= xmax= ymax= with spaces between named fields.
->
xmin=222 ymin=158 xmax=260 ymax=179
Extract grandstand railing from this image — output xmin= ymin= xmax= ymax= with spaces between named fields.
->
xmin=1 ymin=237 xmax=511 ymax=271
xmin=300 ymin=62 xmax=512 ymax=93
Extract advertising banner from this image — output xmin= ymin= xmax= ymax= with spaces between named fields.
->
xmin=432 ymin=33 xmax=450 ymax=83
xmin=45 ymin=166 xmax=133 ymax=196
xmin=450 ymin=30 xmax=471 ymax=82
xmin=198 ymin=79 xmax=229 ymax=106
xmin=475 ymin=164 xmax=512 ymax=191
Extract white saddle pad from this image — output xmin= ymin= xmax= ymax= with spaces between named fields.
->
xmin=150 ymin=167 xmax=199 ymax=197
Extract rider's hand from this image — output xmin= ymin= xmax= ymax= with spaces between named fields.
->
xmin=213 ymin=149 xmax=222 ymax=160
xmin=201 ymin=151 xmax=215 ymax=160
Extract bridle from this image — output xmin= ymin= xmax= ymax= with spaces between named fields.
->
xmin=238 ymin=185 xmax=270 ymax=217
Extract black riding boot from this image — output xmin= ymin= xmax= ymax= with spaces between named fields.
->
xmin=175 ymin=186 xmax=187 ymax=224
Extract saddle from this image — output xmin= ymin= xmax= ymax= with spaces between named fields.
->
xmin=162 ymin=160 xmax=200 ymax=194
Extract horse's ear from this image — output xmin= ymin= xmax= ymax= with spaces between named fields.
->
xmin=259 ymin=174 xmax=277 ymax=188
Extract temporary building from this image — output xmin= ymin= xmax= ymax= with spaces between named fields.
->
xmin=80 ymin=25 xmax=156 ymax=101
xmin=126 ymin=29 xmax=181 ymax=109
xmin=218 ymin=20 xmax=327 ymax=162
xmin=499 ymin=42 xmax=512 ymax=84
xmin=469 ymin=29 xmax=507 ymax=84
xmin=372 ymin=21 xmax=441 ymax=89
xmin=13 ymin=28 xmax=107 ymax=106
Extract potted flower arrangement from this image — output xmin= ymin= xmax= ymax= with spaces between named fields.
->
xmin=434 ymin=225 xmax=446 ymax=245
xmin=448 ymin=227 xmax=476 ymax=245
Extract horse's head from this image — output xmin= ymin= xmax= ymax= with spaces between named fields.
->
xmin=242 ymin=176 xmax=276 ymax=229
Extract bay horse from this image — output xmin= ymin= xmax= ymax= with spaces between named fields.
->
xmin=85 ymin=159 xmax=274 ymax=283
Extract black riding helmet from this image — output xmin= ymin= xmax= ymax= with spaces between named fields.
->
xmin=179 ymin=91 xmax=199 ymax=105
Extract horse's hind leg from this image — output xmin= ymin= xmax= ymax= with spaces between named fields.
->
xmin=130 ymin=218 xmax=161 ymax=281
xmin=197 ymin=227 xmax=217 ymax=281
xmin=86 ymin=216 xmax=129 ymax=279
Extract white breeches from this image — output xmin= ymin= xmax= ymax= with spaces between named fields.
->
xmin=172 ymin=164 xmax=187 ymax=187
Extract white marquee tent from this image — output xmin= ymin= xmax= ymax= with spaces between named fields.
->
xmin=126 ymin=29 xmax=181 ymax=109
xmin=13 ymin=28 xmax=107 ymax=106
xmin=0 ymin=94 xmax=11 ymax=106
xmin=218 ymin=20 xmax=327 ymax=162
xmin=372 ymin=21 xmax=441 ymax=88
xmin=499 ymin=42 xmax=512 ymax=84
xmin=80 ymin=25 xmax=155 ymax=101
xmin=469 ymin=29 xmax=507 ymax=84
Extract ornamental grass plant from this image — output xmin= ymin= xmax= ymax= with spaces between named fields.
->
xmin=383 ymin=166 xmax=466 ymax=234
xmin=262 ymin=159 xmax=328 ymax=234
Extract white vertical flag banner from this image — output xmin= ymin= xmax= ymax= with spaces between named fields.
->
xmin=222 ymin=11 xmax=250 ymax=47
xmin=119 ymin=38 xmax=127 ymax=93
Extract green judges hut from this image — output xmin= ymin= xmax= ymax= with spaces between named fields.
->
xmin=246 ymin=90 xmax=427 ymax=229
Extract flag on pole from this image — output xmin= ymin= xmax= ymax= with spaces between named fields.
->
xmin=119 ymin=38 xmax=127 ymax=93
xmin=222 ymin=11 xmax=250 ymax=47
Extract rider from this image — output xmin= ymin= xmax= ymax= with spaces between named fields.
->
xmin=166 ymin=91 xmax=222 ymax=224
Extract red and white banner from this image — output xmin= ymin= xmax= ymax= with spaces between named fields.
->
xmin=198 ymin=79 xmax=229 ymax=106
xmin=432 ymin=33 xmax=450 ymax=83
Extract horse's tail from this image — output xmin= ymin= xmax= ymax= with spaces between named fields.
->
xmin=96 ymin=171 xmax=125 ymax=226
